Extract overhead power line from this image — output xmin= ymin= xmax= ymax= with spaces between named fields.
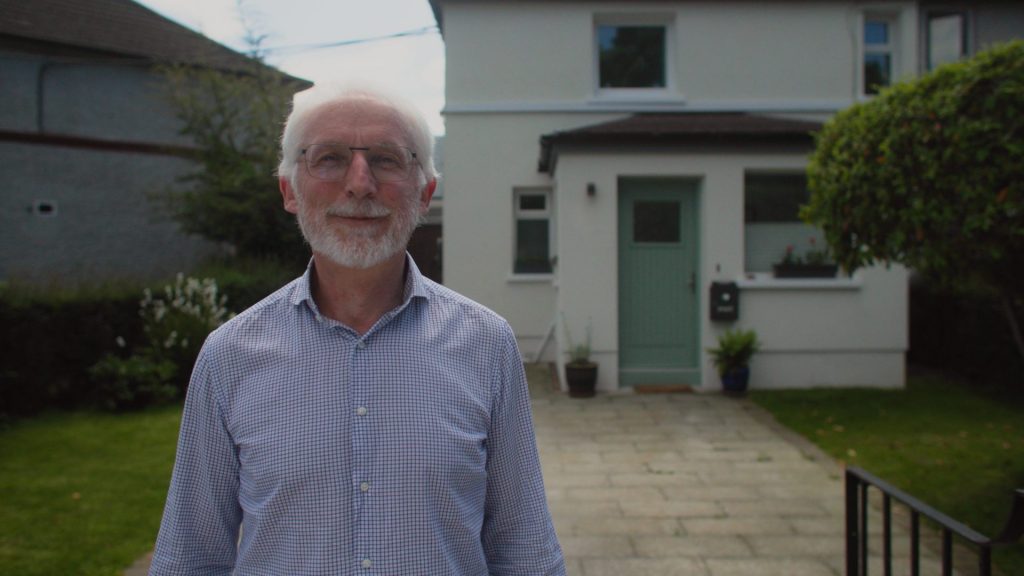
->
xmin=261 ymin=25 xmax=439 ymax=55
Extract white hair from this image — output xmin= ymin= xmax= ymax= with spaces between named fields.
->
xmin=277 ymin=83 xmax=439 ymax=188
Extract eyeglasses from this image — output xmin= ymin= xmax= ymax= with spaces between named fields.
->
xmin=300 ymin=143 xmax=419 ymax=184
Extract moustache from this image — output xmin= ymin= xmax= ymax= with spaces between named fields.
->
xmin=325 ymin=202 xmax=392 ymax=218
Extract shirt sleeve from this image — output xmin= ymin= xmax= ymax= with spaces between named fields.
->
xmin=149 ymin=344 xmax=242 ymax=576
xmin=481 ymin=323 xmax=566 ymax=575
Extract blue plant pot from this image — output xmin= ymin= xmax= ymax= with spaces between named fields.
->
xmin=721 ymin=366 xmax=750 ymax=396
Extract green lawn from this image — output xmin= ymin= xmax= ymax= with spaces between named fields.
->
xmin=750 ymin=373 xmax=1024 ymax=575
xmin=0 ymin=405 xmax=181 ymax=576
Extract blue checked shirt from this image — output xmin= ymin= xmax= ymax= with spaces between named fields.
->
xmin=150 ymin=257 xmax=565 ymax=576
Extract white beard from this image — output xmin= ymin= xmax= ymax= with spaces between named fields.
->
xmin=296 ymin=194 xmax=422 ymax=269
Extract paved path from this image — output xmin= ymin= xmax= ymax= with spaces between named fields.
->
xmin=531 ymin=374 xmax=848 ymax=576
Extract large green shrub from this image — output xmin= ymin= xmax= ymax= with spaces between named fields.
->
xmin=804 ymin=40 xmax=1024 ymax=367
xmin=88 ymin=353 xmax=178 ymax=411
xmin=0 ymin=287 xmax=143 ymax=418
xmin=0 ymin=259 xmax=295 ymax=418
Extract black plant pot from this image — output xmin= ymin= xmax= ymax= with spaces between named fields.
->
xmin=565 ymin=362 xmax=598 ymax=398
xmin=721 ymin=366 xmax=750 ymax=396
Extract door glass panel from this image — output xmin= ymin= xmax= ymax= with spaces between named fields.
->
xmin=634 ymin=201 xmax=679 ymax=243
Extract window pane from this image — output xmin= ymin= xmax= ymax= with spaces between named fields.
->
xmin=519 ymin=194 xmax=546 ymax=211
xmin=744 ymin=174 xmax=826 ymax=272
xmin=864 ymin=53 xmax=891 ymax=94
xmin=864 ymin=20 xmax=889 ymax=45
xmin=598 ymin=25 xmax=666 ymax=88
xmin=515 ymin=220 xmax=551 ymax=273
xmin=746 ymin=224 xmax=826 ymax=272
xmin=744 ymin=174 xmax=808 ymax=223
xmin=928 ymin=13 xmax=964 ymax=70
xmin=634 ymin=201 xmax=679 ymax=243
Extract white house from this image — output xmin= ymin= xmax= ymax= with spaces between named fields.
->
xmin=429 ymin=0 xmax=1024 ymax=392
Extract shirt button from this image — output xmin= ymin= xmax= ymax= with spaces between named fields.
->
xmin=360 ymin=481 xmax=370 ymax=492
xmin=362 ymin=559 xmax=372 ymax=569
xmin=357 ymin=340 xmax=367 ymax=349
xmin=356 ymin=406 xmax=368 ymax=417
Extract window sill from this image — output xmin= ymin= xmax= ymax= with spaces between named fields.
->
xmin=508 ymin=274 xmax=555 ymax=284
xmin=736 ymin=273 xmax=862 ymax=291
xmin=588 ymin=89 xmax=684 ymax=106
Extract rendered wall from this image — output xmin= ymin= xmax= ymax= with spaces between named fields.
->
xmin=444 ymin=1 xmax=920 ymax=109
xmin=443 ymin=112 xmax=620 ymax=359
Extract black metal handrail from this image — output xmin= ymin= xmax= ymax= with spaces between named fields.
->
xmin=846 ymin=466 xmax=1024 ymax=576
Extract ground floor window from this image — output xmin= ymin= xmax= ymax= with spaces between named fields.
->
xmin=513 ymin=188 xmax=554 ymax=274
xmin=863 ymin=13 xmax=898 ymax=95
xmin=743 ymin=172 xmax=827 ymax=273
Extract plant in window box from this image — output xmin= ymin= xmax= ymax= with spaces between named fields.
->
xmin=562 ymin=314 xmax=597 ymax=398
xmin=707 ymin=329 xmax=760 ymax=396
xmin=773 ymin=237 xmax=839 ymax=278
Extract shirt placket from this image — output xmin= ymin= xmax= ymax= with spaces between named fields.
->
xmin=350 ymin=332 xmax=374 ymax=573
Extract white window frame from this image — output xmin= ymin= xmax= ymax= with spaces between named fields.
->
xmin=512 ymin=188 xmax=555 ymax=278
xmin=593 ymin=14 xmax=675 ymax=100
xmin=860 ymin=13 xmax=900 ymax=97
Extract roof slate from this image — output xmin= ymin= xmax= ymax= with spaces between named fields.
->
xmin=547 ymin=112 xmax=822 ymax=140
xmin=539 ymin=112 xmax=823 ymax=172
xmin=0 ymin=0 xmax=257 ymax=71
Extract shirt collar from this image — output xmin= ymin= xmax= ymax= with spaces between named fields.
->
xmin=289 ymin=253 xmax=430 ymax=315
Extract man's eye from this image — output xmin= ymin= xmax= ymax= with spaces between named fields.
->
xmin=314 ymin=152 xmax=344 ymax=166
xmin=370 ymin=153 xmax=402 ymax=168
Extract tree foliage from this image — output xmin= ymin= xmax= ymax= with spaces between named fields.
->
xmin=803 ymin=41 xmax=1024 ymax=364
xmin=160 ymin=57 xmax=307 ymax=264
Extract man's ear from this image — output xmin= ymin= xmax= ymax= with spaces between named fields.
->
xmin=280 ymin=176 xmax=299 ymax=214
xmin=419 ymin=178 xmax=437 ymax=213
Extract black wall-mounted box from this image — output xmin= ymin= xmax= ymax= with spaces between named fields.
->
xmin=710 ymin=281 xmax=739 ymax=321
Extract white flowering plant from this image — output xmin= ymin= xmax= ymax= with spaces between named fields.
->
xmin=90 ymin=274 xmax=233 ymax=410
xmin=139 ymin=274 xmax=232 ymax=370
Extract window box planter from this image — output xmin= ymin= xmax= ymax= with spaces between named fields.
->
xmin=773 ymin=263 xmax=838 ymax=278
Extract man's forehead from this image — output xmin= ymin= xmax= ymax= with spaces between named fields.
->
xmin=304 ymin=100 xmax=409 ymax=141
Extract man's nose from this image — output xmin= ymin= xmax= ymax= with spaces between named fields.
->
xmin=344 ymin=152 xmax=377 ymax=198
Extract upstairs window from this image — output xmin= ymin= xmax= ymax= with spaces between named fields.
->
xmin=513 ymin=188 xmax=554 ymax=275
xmin=863 ymin=16 xmax=897 ymax=95
xmin=926 ymin=11 xmax=968 ymax=71
xmin=598 ymin=24 xmax=666 ymax=89
xmin=744 ymin=173 xmax=827 ymax=273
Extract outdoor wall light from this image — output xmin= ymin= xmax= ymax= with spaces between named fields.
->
xmin=586 ymin=182 xmax=597 ymax=197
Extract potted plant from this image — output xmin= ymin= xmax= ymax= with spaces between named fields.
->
xmin=772 ymin=237 xmax=838 ymax=278
xmin=563 ymin=315 xmax=597 ymax=398
xmin=707 ymin=328 xmax=760 ymax=396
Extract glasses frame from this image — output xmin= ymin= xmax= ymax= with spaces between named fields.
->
xmin=299 ymin=143 xmax=420 ymax=184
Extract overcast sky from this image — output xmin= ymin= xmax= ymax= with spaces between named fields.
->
xmin=135 ymin=0 xmax=447 ymax=134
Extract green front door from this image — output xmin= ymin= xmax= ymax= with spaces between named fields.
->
xmin=618 ymin=178 xmax=700 ymax=387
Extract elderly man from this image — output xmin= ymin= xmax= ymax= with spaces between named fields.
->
xmin=149 ymin=85 xmax=565 ymax=575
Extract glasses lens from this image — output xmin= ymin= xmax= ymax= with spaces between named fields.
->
xmin=303 ymin=144 xmax=415 ymax=183
xmin=366 ymin=145 xmax=413 ymax=183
